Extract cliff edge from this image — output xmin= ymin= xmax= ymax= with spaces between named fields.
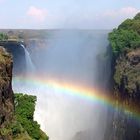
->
xmin=0 ymin=46 xmax=14 ymax=139
xmin=108 ymin=13 xmax=140 ymax=140
xmin=0 ymin=45 xmax=48 ymax=140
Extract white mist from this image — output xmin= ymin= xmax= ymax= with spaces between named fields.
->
xmin=13 ymin=30 xmax=111 ymax=140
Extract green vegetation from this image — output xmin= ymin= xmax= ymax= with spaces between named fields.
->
xmin=14 ymin=93 xmax=49 ymax=140
xmin=0 ymin=94 xmax=49 ymax=140
xmin=0 ymin=31 xmax=22 ymax=41
xmin=109 ymin=12 xmax=140 ymax=95
xmin=108 ymin=12 xmax=140 ymax=140
xmin=0 ymin=117 xmax=32 ymax=139
xmin=108 ymin=13 xmax=140 ymax=56
xmin=0 ymin=33 xmax=8 ymax=41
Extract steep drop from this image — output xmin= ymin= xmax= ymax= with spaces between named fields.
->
xmin=0 ymin=47 xmax=14 ymax=139
xmin=13 ymin=30 xmax=111 ymax=140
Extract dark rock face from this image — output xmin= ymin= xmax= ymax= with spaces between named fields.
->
xmin=114 ymin=48 xmax=140 ymax=98
xmin=110 ymin=48 xmax=140 ymax=140
xmin=0 ymin=47 xmax=14 ymax=139
xmin=0 ymin=41 xmax=26 ymax=75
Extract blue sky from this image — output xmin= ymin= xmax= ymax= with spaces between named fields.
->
xmin=0 ymin=0 xmax=140 ymax=29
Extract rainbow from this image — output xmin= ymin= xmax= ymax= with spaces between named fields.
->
xmin=13 ymin=75 xmax=140 ymax=121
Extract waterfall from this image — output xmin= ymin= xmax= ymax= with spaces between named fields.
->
xmin=13 ymin=30 xmax=111 ymax=140
xmin=20 ymin=44 xmax=35 ymax=73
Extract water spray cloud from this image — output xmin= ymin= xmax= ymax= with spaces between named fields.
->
xmin=13 ymin=75 xmax=140 ymax=122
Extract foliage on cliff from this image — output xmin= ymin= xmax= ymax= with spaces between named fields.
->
xmin=108 ymin=13 xmax=140 ymax=140
xmin=109 ymin=13 xmax=140 ymax=57
xmin=0 ymin=46 xmax=48 ymax=139
xmin=14 ymin=93 xmax=49 ymax=140
xmin=108 ymin=13 xmax=140 ymax=96
xmin=0 ymin=93 xmax=49 ymax=140
xmin=0 ymin=33 xmax=8 ymax=41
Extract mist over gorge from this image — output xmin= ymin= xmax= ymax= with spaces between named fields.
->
xmin=12 ymin=30 xmax=112 ymax=140
xmin=0 ymin=0 xmax=140 ymax=139
xmin=1 ymin=13 xmax=140 ymax=140
xmin=0 ymin=15 xmax=140 ymax=139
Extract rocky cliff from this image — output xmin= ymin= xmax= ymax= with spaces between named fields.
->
xmin=114 ymin=48 xmax=140 ymax=98
xmin=109 ymin=48 xmax=140 ymax=140
xmin=0 ymin=44 xmax=48 ymax=140
xmin=0 ymin=41 xmax=26 ymax=75
xmin=0 ymin=46 xmax=14 ymax=139
xmin=108 ymin=12 xmax=140 ymax=140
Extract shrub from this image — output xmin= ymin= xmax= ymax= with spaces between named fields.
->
xmin=0 ymin=33 xmax=8 ymax=41
xmin=108 ymin=13 xmax=140 ymax=57
xmin=14 ymin=93 xmax=49 ymax=140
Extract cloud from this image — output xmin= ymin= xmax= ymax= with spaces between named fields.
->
xmin=90 ymin=7 xmax=140 ymax=29
xmin=27 ymin=6 xmax=47 ymax=22
xmin=53 ymin=7 xmax=140 ymax=29
xmin=103 ymin=7 xmax=139 ymax=18
xmin=121 ymin=7 xmax=139 ymax=15
xmin=56 ymin=6 xmax=140 ymax=29
xmin=22 ymin=6 xmax=140 ymax=29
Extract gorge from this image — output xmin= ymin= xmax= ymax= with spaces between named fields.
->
xmin=13 ymin=30 xmax=112 ymax=140
xmin=0 ymin=13 xmax=140 ymax=140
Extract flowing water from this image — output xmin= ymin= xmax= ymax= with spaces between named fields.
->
xmin=13 ymin=30 xmax=111 ymax=140
xmin=20 ymin=44 xmax=35 ymax=73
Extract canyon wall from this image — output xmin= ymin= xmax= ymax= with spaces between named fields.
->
xmin=0 ymin=46 xmax=14 ymax=139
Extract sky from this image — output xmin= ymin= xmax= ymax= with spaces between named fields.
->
xmin=0 ymin=0 xmax=140 ymax=29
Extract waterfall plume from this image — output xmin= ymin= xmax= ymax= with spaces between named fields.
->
xmin=13 ymin=30 xmax=111 ymax=140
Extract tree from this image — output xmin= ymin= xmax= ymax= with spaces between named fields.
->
xmin=109 ymin=29 xmax=140 ymax=56
xmin=0 ymin=33 xmax=8 ymax=41
xmin=134 ymin=12 xmax=140 ymax=20
xmin=109 ymin=13 xmax=140 ymax=57
xmin=14 ymin=93 xmax=49 ymax=140
xmin=118 ymin=19 xmax=133 ymax=30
